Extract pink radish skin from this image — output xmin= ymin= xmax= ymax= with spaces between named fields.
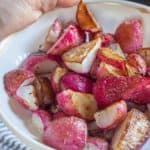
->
xmin=57 ymin=89 xmax=98 ymax=120
xmin=22 ymin=52 xmax=59 ymax=74
xmin=43 ymin=116 xmax=87 ymax=150
xmin=4 ymin=69 xmax=35 ymax=96
xmin=41 ymin=19 xmax=63 ymax=51
xmin=51 ymin=66 xmax=68 ymax=93
xmin=84 ymin=137 xmax=108 ymax=150
xmin=32 ymin=110 xmax=52 ymax=137
xmin=47 ymin=24 xmax=84 ymax=55
xmin=61 ymin=73 xmax=93 ymax=93
xmin=94 ymin=101 xmax=127 ymax=130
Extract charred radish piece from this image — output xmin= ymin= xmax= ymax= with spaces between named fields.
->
xmin=51 ymin=66 xmax=68 ymax=93
xmin=4 ymin=69 xmax=34 ymax=96
xmin=77 ymin=0 xmax=101 ymax=33
xmin=97 ymin=62 xmax=124 ymax=79
xmin=22 ymin=52 xmax=59 ymax=74
xmin=40 ymin=19 xmax=63 ymax=51
xmin=43 ymin=116 xmax=87 ymax=150
xmin=32 ymin=77 xmax=54 ymax=107
xmin=138 ymin=48 xmax=150 ymax=67
xmin=94 ymin=101 xmax=127 ymax=130
xmin=47 ymin=24 xmax=83 ymax=55
xmin=98 ymin=48 xmax=126 ymax=73
xmin=127 ymin=53 xmax=147 ymax=76
xmin=61 ymin=72 xmax=93 ymax=93
xmin=56 ymin=89 xmax=98 ymax=120
xmin=62 ymin=38 xmax=101 ymax=73
xmin=32 ymin=110 xmax=52 ymax=137
xmin=112 ymin=109 xmax=150 ymax=150
xmin=115 ymin=19 xmax=143 ymax=54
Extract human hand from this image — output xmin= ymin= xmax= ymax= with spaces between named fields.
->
xmin=0 ymin=0 xmax=80 ymax=40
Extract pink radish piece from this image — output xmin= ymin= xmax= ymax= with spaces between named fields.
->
xmin=47 ymin=24 xmax=83 ymax=55
xmin=51 ymin=66 xmax=68 ymax=93
xmin=57 ymin=89 xmax=98 ymax=120
xmin=22 ymin=52 xmax=59 ymax=74
xmin=32 ymin=110 xmax=52 ymax=137
xmin=84 ymin=137 xmax=108 ymax=150
xmin=41 ymin=19 xmax=63 ymax=51
xmin=43 ymin=116 xmax=87 ymax=150
xmin=94 ymin=101 xmax=127 ymax=130
xmin=61 ymin=72 xmax=93 ymax=93
xmin=4 ymin=69 xmax=34 ymax=96
xmin=62 ymin=38 xmax=101 ymax=73
xmin=15 ymin=78 xmax=38 ymax=110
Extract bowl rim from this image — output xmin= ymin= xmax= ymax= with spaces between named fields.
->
xmin=0 ymin=0 xmax=150 ymax=150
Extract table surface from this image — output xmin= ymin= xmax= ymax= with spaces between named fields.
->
xmin=0 ymin=0 xmax=149 ymax=150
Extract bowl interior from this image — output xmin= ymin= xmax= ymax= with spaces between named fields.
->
xmin=0 ymin=1 xmax=150 ymax=149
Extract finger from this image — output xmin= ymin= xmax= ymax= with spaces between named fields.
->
xmin=57 ymin=0 xmax=80 ymax=7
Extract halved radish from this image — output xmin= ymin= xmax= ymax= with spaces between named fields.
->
xmin=56 ymin=89 xmax=98 ymax=120
xmin=77 ymin=0 xmax=101 ymax=33
xmin=97 ymin=62 xmax=125 ymax=79
xmin=47 ymin=24 xmax=83 ymax=55
xmin=94 ymin=100 xmax=127 ymax=130
xmin=4 ymin=69 xmax=35 ymax=96
xmin=22 ymin=52 xmax=59 ymax=74
xmin=62 ymin=38 xmax=101 ymax=73
xmin=51 ymin=66 xmax=68 ymax=93
xmin=32 ymin=110 xmax=52 ymax=138
xmin=127 ymin=53 xmax=147 ymax=76
xmin=40 ymin=19 xmax=63 ymax=51
xmin=98 ymin=48 xmax=126 ymax=73
xmin=60 ymin=72 xmax=93 ymax=93
xmin=112 ymin=109 xmax=150 ymax=150
xmin=15 ymin=78 xmax=38 ymax=110
xmin=43 ymin=116 xmax=87 ymax=150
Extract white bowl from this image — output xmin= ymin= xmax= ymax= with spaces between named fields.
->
xmin=0 ymin=0 xmax=150 ymax=149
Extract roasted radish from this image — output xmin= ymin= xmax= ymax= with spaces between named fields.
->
xmin=138 ymin=47 xmax=150 ymax=67
xmin=84 ymin=137 xmax=108 ymax=150
xmin=43 ymin=116 xmax=87 ymax=150
xmin=98 ymin=48 xmax=126 ymax=73
xmin=47 ymin=24 xmax=83 ymax=55
xmin=40 ymin=19 xmax=63 ymax=51
xmin=77 ymin=0 xmax=101 ymax=33
xmin=32 ymin=77 xmax=54 ymax=106
xmin=22 ymin=52 xmax=59 ymax=74
xmin=115 ymin=18 xmax=143 ymax=54
xmin=112 ymin=109 xmax=150 ymax=150
xmin=62 ymin=38 xmax=101 ymax=73
xmin=32 ymin=110 xmax=52 ymax=137
xmin=4 ymin=69 xmax=35 ymax=96
xmin=61 ymin=72 xmax=93 ymax=93
xmin=97 ymin=62 xmax=124 ymax=79
xmin=57 ymin=89 xmax=98 ymax=120
xmin=93 ymin=77 xmax=128 ymax=108
xmin=51 ymin=66 xmax=68 ymax=93
xmin=127 ymin=53 xmax=147 ymax=76
xmin=94 ymin=101 xmax=127 ymax=130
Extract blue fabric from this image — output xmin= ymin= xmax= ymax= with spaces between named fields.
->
xmin=0 ymin=121 xmax=30 ymax=150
